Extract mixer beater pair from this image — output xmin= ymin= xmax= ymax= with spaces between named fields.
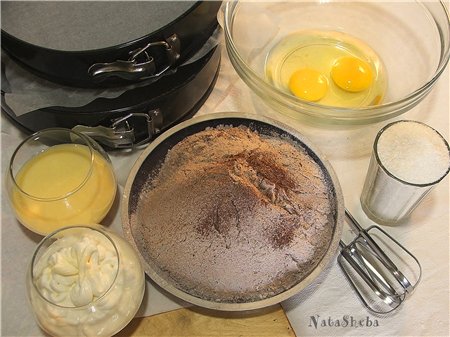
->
xmin=338 ymin=210 xmax=422 ymax=314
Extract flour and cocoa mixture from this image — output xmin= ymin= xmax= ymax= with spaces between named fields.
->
xmin=130 ymin=125 xmax=336 ymax=303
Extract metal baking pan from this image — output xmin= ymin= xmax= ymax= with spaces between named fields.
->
xmin=1 ymin=1 xmax=221 ymax=87
xmin=121 ymin=113 xmax=345 ymax=310
xmin=1 ymin=46 xmax=221 ymax=149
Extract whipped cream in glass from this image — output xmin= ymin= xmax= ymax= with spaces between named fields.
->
xmin=27 ymin=225 xmax=145 ymax=337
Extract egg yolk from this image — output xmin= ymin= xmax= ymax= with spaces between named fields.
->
xmin=331 ymin=56 xmax=373 ymax=92
xmin=288 ymin=69 xmax=328 ymax=102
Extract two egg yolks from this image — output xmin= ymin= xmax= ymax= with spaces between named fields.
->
xmin=288 ymin=56 xmax=373 ymax=102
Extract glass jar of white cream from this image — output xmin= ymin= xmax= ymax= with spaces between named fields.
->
xmin=27 ymin=225 xmax=145 ymax=337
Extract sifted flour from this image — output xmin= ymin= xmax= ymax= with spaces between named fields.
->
xmin=130 ymin=126 xmax=336 ymax=303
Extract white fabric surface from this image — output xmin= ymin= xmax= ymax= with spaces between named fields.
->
xmin=1 ymin=32 xmax=449 ymax=336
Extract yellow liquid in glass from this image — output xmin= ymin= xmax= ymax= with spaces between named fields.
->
xmin=12 ymin=144 xmax=116 ymax=235
xmin=265 ymin=30 xmax=387 ymax=107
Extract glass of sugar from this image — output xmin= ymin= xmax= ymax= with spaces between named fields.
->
xmin=360 ymin=120 xmax=450 ymax=224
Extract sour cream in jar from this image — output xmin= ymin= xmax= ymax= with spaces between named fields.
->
xmin=27 ymin=225 xmax=145 ymax=337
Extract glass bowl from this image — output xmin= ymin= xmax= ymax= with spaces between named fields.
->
xmin=27 ymin=225 xmax=145 ymax=337
xmin=5 ymin=128 xmax=117 ymax=235
xmin=223 ymin=1 xmax=450 ymax=124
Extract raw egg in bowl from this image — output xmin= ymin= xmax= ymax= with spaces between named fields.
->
xmin=223 ymin=1 xmax=450 ymax=124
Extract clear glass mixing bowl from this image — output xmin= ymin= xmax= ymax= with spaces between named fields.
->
xmin=223 ymin=1 xmax=450 ymax=124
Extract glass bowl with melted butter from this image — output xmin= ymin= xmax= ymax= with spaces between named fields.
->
xmin=6 ymin=128 xmax=117 ymax=235
xmin=223 ymin=1 xmax=450 ymax=124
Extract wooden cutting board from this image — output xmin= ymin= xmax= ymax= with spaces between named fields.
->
xmin=116 ymin=304 xmax=295 ymax=336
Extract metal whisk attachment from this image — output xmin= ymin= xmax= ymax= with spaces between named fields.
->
xmin=338 ymin=210 xmax=422 ymax=314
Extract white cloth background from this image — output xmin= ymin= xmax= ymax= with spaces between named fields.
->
xmin=1 ymin=32 xmax=449 ymax=336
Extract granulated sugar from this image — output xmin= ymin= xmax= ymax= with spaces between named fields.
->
xmin=130 ymin=126 xmax=336 ymax=303
xmin=377 ymin=121 xmax=450 ymax=184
